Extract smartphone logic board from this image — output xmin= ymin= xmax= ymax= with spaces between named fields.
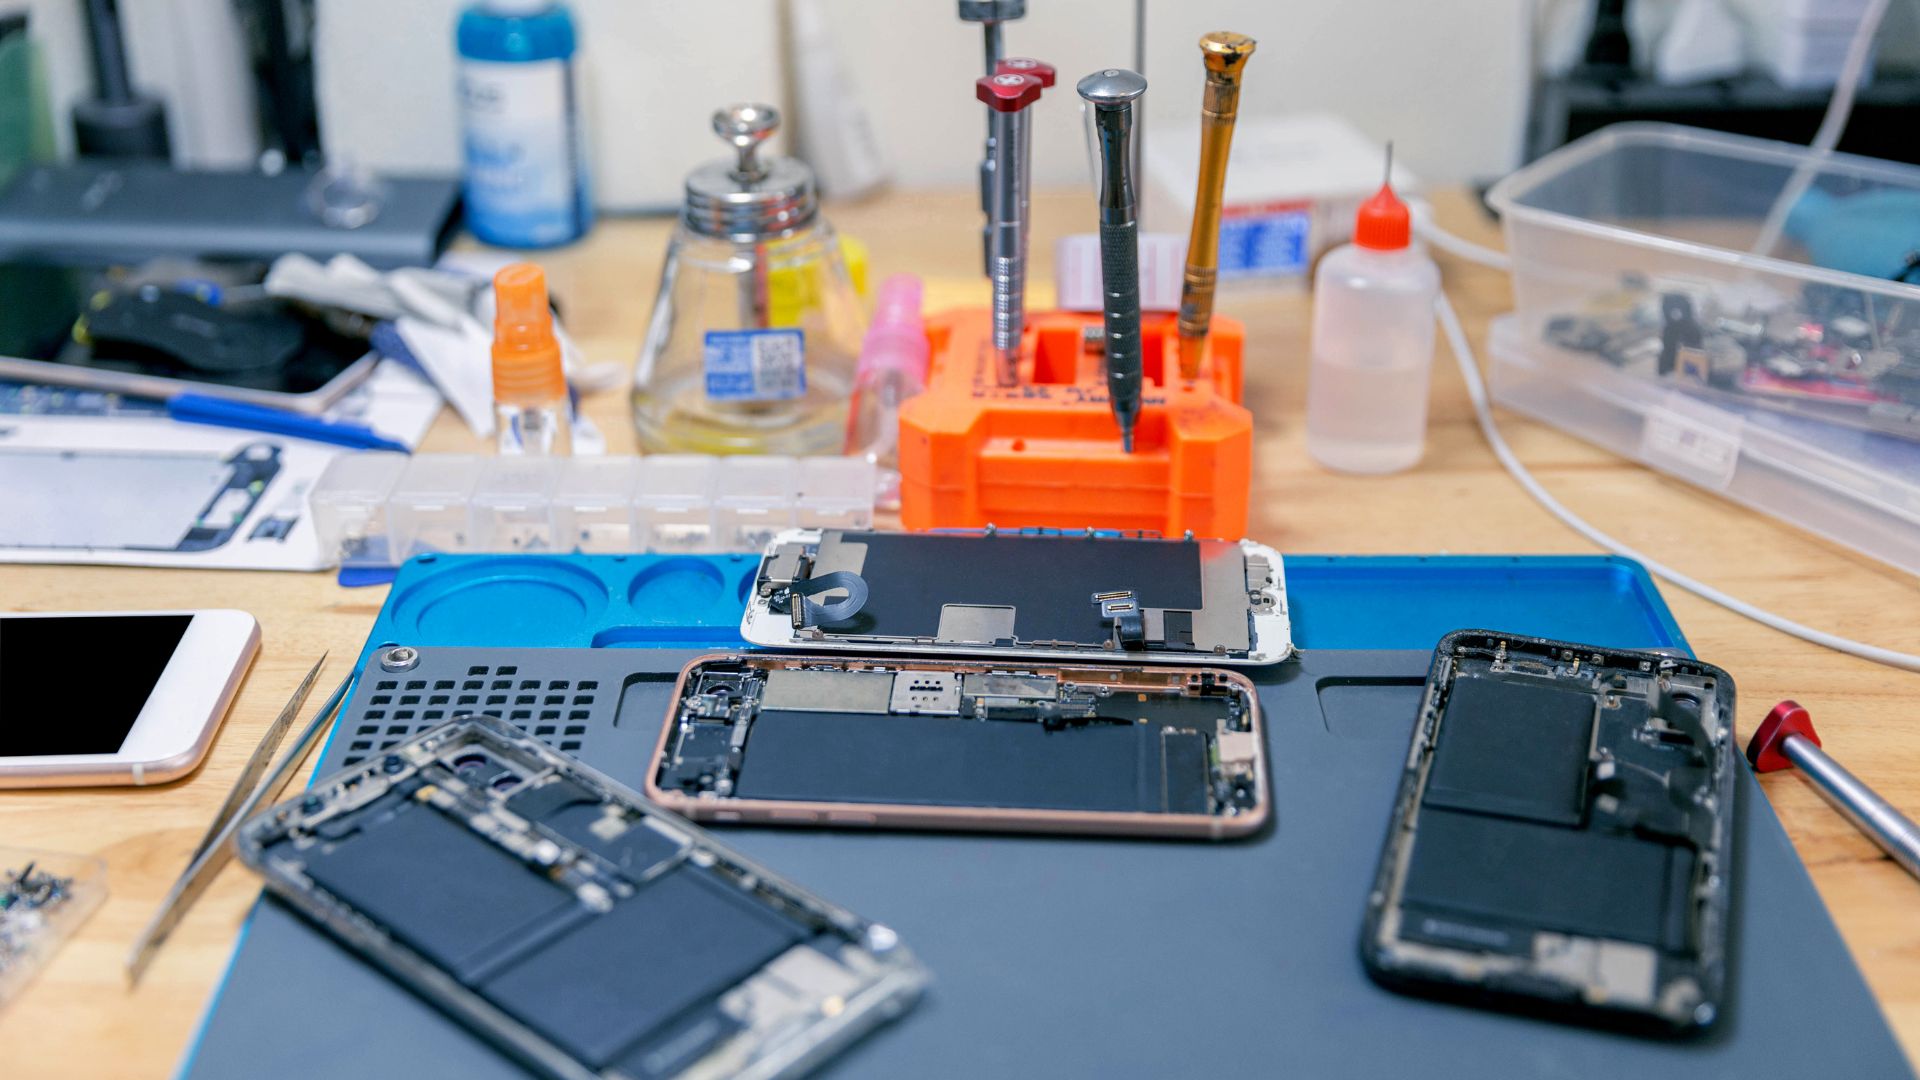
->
xmin=1361 ymin=631 xmax=1737 ymax=1033
xmin=235 ymin=716 xmax=927 ymax=1080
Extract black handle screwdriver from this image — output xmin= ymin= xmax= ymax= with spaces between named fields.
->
xmin=1078 ymin=68 xmax=1148 ymax=452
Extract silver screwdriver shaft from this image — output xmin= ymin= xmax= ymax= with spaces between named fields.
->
xmin=1078 ymin=68 xmax=1148 ymax=452
xmin=1782 ymin=734 xmax=1920 ymax=881
xmin=1747 ymin=699 xmax=1920 ymax=885
xmin=959 ymin=1 xmax=1026 ymax=275
xmin=978 ymin=71 xmax=1044 ymax=386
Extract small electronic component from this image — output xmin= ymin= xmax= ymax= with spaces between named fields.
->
xmin=742 ymin=528 xmax=1291 ymax=665
xmin=234 ymin=717 xmax=927 ymax=1080
xmin=0 ymin=848 xmax=107 ymax=1009
xmin=1361 ymin=631 xmax=1737 ymax=1034
xmin=888 ymin=670 xmax=962 ymax=715
xmin=1542 ymin=274 xmax=1920 ymax=442
xmin=649 ymin=655 xmax=1268 ymax=840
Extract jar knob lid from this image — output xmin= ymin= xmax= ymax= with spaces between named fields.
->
xmin=712 ymin=104 xmax=780 ymax=183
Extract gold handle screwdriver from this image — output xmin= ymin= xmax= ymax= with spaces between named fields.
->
xmin=1176 ymin=32 xmax=1256 ymax=381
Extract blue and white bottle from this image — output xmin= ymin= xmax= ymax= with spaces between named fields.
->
xmin=456 ymin=0 xmax=592 ymax=248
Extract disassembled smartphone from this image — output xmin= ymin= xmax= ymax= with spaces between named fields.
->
xmin=740 ymin=528 xmax=1291 ymax=665
xmin=647 ymin=654 xmax=1268 ymax=840
xmin=235 ymin=716 xmax=927 ymax=1080
xmin=1361 ymin=630 xmax=1737 ymax=1034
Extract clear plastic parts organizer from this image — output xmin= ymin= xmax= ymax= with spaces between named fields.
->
xmin=1485 ymin=123 xmax=1920 ymax=575
xmin=309 ymin=453 xmax=876 ymax=568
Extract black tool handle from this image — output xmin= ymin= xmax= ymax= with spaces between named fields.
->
xmin=1078 ymin=68 xmax=1148 ymax=449
xmin=1101 ymin=218 xmax=1141 ymax=412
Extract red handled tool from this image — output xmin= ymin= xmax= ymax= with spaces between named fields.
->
xmin=1748 ymin=700 xmax=1920 ymax=883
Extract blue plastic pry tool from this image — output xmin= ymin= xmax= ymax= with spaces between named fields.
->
xmin=169 ymin=393 xmax=410 ymax=453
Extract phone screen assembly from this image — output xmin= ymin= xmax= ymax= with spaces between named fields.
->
xmin=236 ymin=716 xmax=927 ymax=1080
xmin=0 ymin=609 xmax=259 ymax=787
xmin=1361 ymin=630 xmax=1736 ymax=1034
xmin=647 ymin=654 xmax=1268 ymax=839
xmin=0 ymin=442 xmax=282 ymax=552
xmin=740 ymin=528 xmax=1290 ymax=665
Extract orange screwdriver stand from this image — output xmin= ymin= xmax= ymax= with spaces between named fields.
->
xmin=898 ymin=308 xmax=1251 ymax=536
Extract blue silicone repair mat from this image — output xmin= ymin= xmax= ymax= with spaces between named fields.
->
xmin=347 ymin=550 xmax=1688 ymax=660
xmin=1287 ymin=554 xmax=1686 ymax=651
xmin=352 ymin=552 xmax=762 ymax=659
xmin=179 ymin=553 xmax=1912 ymax=1080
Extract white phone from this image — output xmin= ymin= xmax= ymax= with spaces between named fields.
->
xmin=0 ymin=610 xmax=260 ymax=787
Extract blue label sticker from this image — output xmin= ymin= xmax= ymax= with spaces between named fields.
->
xmin=1219 ymin=208 xmax=1311 ymax=277
xmin=703 ymin=329 xmax=807 ymax=402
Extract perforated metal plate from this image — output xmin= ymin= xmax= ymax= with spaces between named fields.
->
xmin=319 ymin=649 xmax=675 ymax=777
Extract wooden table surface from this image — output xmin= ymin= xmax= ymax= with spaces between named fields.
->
xmin=3 ymin=189 xmax=1917 ymax=1078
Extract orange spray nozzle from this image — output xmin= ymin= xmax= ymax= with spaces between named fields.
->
xmin=491 ymin=263 xmax=567 ymax=406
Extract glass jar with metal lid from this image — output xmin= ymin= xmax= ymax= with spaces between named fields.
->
xmin=632 ymin=103 xmax=865 ymax=454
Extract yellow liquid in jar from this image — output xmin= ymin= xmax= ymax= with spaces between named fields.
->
xmin=632 ymin=361 xmax=854 ymax=455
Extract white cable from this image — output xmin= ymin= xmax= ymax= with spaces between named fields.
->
xmin=1749 ymin=0 xmax=1893 ymax=258
xmin=1436 ymin=291 xmax=1920 ymax=672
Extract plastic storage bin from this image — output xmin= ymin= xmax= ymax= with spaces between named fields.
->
xmin=635 ymin=455 xmax=719 ymax=553
xmin=309 ymin=452 xmax=409 ymax=567
xmin=1486 ymin=123 xmax=1920 ymax=575
xmin=1735 ymin=0 xmax=1878 ymax=89
xmin=552 ymin=457 xmax=641 ymax=552
xmin=309 ymin=453 xmax=876 ymax=568
xmin=386 ymin=455 xmax=483 ymax=564
xmin=470 ymin=457 xmax=563 ymax=553
xmin=712 ymin=456 xmax=799 ymax=551
xmin=798 ymin=456 xmax=878 ymax=529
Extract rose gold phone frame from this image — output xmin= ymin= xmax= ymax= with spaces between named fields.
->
xmin=643 ymin=653 xmax=1269 ymax=841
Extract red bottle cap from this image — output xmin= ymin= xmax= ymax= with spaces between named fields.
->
xmin=1353 ymin=180 xmax=1410 ymax=251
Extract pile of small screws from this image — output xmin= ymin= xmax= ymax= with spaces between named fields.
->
xmin=0 ymin=863 xmax=75 ymax=977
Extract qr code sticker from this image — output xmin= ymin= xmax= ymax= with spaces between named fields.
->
xmin=704 ymin=329 xmax=807 ymax=402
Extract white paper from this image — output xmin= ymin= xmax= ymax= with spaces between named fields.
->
xmin=0 ymin=361 xmax=446 ymax=571
xmin=0 ymin=418 xmax=334 ymax=570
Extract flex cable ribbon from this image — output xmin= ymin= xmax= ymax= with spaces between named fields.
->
xmin=792 ymin=571 xmax=870 ymax=627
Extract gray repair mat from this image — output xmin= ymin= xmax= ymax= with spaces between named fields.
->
xmin=183 ymin=648 xmax=1913 ymax=1080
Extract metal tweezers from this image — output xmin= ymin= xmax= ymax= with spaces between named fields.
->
xmin=126 ymin=654 xmax=354 ymax=984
